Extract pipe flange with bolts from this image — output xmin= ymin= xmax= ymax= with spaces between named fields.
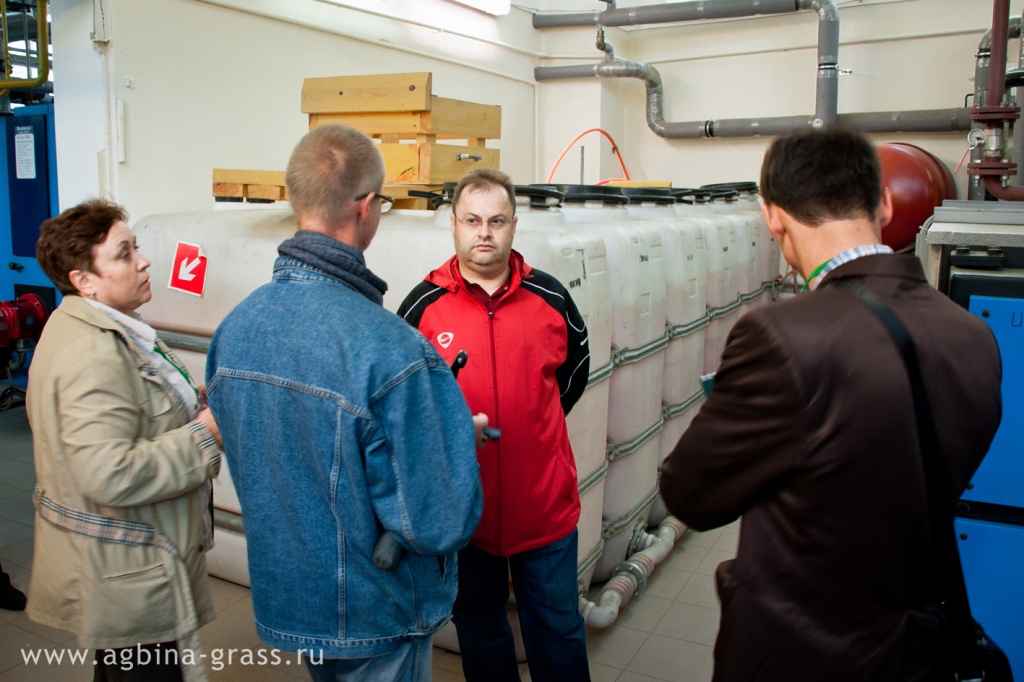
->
xmin=612 ymin=560 xmax=648 ymax=597
xmin=626 ymin=516 xmax=648 ymax=556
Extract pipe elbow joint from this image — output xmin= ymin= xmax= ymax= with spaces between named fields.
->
xmin=800 ymin=0 xmax=839 ymax=22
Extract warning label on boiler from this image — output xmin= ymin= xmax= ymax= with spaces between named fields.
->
xmin=15 ymin=126 xmax=36 ymax=180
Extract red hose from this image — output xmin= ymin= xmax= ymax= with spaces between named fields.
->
xmin=546 ymin=128 xmax=630 ymax=184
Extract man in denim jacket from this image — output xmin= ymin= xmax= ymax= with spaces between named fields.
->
xmin=206 ymin=124 xmax=485 ymax=681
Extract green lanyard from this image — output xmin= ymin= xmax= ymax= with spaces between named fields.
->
xmin=801 ymin=259 xmax=832 ymax=293
xmin=153 ymin=344 xmax=199 ymax=397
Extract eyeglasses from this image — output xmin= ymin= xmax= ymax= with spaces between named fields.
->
xmin=455 ymin=215 xmax=511 ymax=230
xmin=355 ymin=191 xmax=394 ymax=214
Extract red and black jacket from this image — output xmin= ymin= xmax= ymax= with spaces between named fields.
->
xmin=397 ymin=250 xmax=590 ymax=556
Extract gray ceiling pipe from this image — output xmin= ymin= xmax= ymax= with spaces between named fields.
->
xmin=531 ymin=0 xmax=801 ymax=29
xmin=534 ymin=0 xmax=971 ymax=139
xmin=839 ymin=109 xmax=972 ymax=132
xmin=535 ymin=0 xmax=838 ymax=131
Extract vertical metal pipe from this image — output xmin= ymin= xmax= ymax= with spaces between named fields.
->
xmin=988 ymin=0 xmax=1011 ymax=107
xmin=0 ymin=0 xmax=11 ymax=98
xmin=1014 ymin=18 xmax=1024 ymax=187
xmin=971 ymin=44 xmax=993 ymax=199
xmin=800 ymin=0 xmax=839 ymax=127
xmin=978 ymin=0 xmax=1024 ymax=200
xmin=21 ymin=7 xmax=28 ymax=78
xmin=814 ymin=66 xmax=839 ymax=128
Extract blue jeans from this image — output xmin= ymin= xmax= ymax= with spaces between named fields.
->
xmin=452 ymin=530 xmax=591 ymax=682
xmin=304 ymin=636 xmax=433 ymax=682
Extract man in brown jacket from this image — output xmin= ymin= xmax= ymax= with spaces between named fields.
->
xmin=659 ymin=128 xmax=1002 ymax=682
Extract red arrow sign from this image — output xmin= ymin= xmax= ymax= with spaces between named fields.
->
xmin=168 ymin=241 xmax=208 ymax=297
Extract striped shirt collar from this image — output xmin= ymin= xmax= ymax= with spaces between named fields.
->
xmin=810 ymin=243 xmax=894 ymax=291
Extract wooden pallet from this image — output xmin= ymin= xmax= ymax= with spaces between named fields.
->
xmin=211 ymin=169 xmax=442 ymax=210
xmin=212 ymin=169 xmax=287 ymax=201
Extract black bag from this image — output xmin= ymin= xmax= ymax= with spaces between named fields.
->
xmin=934 ymin=617 xmax=1013 ymax=682
xmin=836 ymin=281 xmax=1013 ymax=682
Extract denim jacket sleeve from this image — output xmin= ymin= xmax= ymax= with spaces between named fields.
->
xmin=364 ymin=353 xmax=483 ymax=556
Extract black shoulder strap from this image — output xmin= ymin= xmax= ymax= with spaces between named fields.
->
xmin=832 ymin=279 xmax=981 ymax=677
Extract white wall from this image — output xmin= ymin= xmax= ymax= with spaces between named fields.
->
xmin=538 ymin=0 xmax=1000 ymax=197
xmin=49 ymin=0 xmax=1011 ymax=217
xmin=51 ymin=0 xmax=113 ymax=207
xmin=50 ymin=0 xmax=538 ymax=220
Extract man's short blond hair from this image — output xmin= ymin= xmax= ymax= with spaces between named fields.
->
xmin=285 ymin=124 xmax=385 ymax=226
xmin=451 ymin=168 xmax=517 ymax=217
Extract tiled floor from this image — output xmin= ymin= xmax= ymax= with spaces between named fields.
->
xmin=0 ymin=402 xmax=736 ymax=681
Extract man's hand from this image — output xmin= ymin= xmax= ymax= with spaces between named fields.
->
xmin=472 ymin=413 xmax=490 ymax=449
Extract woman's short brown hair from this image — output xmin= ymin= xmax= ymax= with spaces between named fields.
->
xmin=36 ymin=199 xmax=129 ymax=296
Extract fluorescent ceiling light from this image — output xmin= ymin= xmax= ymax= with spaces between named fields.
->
xmin=450 ymin=0 xmax=510 ymax=15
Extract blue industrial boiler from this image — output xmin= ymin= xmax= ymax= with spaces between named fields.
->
xmin=921 ymin=200 xmax=1024 ymax=678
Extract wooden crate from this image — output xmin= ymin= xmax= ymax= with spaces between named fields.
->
xmin=380 ymin=143 xmax=499 ymax=183
xmin=212 ymin=169 xmax=287 ymax=201
xmin=302 ymin=73 xmax=501 ymax=184
xmin=211 ymin=168 xmax=442 ymax=210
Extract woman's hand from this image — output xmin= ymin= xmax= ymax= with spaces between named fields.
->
xmin=196 ymin=407 xmax=223 ymax=448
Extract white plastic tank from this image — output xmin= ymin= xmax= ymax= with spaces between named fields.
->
xmin=731 ymin=182 xmax=779 ymax=296
xmin=703 ymin=182 xmax=779 ymax=306
xmin=556 ymin=184 xmax=668 ymax=582
xmin=675 ymin=190 xmax=741 ymax=373
xmin=622 ymin=187 xmax=707 ymax=403
xmin=509 ymin=186 xmax=613 ymax=594
xmin=356 ymin=185 xmax=456 ymax=313
xmin=135 ymin=208 xmax=301 ymax=586
xmin=622 ymin=187 xmax=709 ymax=527
xmin=707 ymin=189 xmax=758 ymax=319
xmin=651 ymin=390 xmax=704 ymax=526
xmin=136 ymin=209 xmax=297 ymax=338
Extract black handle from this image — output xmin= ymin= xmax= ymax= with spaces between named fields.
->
xmin=450 ymin=350 xmax=468 ymax=379
xmin=372 ymin=533 xmax=404 ymax=571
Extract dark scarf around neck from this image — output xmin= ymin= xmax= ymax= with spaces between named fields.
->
xmin=277 ymin=229 xmax=388 ymax=305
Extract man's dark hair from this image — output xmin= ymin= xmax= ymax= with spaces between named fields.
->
xmin=760 ymin=128 xmax=882 ymax=227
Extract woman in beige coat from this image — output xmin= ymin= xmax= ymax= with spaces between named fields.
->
xmin=26 ymin=200 xmax=223 ymax=682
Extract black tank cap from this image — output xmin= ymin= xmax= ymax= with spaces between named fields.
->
xmin=541 ymin=184 xmax=630 ymax=204
xmin=407 ymin=187 xmax=453 ymax=210
xmin=622 ymin=187 xmax=676 ymax=204
xmin=708 ymin=189 xmax=740 ymax=201
xmin=700 ymin=181 xmax=759 ymax=194
xmin=514 ymin=185 xmax=564 ymax=208
xmin=671 ymin=187 xmax=711 ymax=201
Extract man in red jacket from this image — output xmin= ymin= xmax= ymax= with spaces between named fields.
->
xmin=398 ymin=168 xmax=591 ymax=681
